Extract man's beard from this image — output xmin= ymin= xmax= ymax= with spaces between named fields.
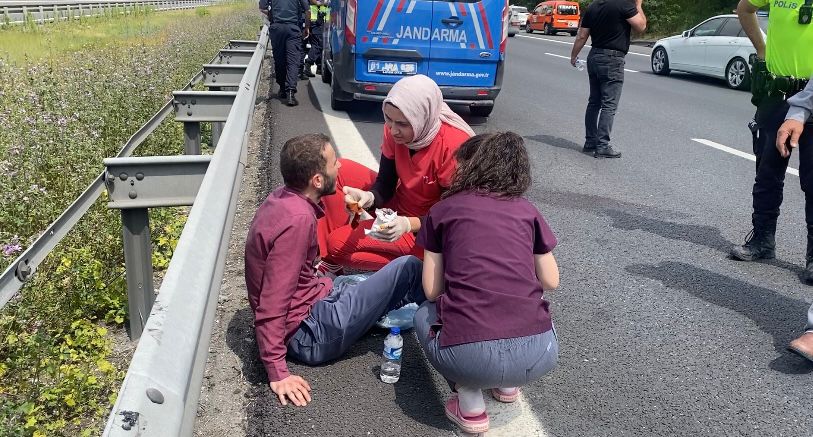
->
xmin=318 ymin=173 xmax=337 ymax=197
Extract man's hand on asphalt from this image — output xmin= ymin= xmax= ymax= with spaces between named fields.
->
xmin=776 ymin=119 xmax=805 ymax=158
xmin=270 ymin=375 xmax=312 ymax=407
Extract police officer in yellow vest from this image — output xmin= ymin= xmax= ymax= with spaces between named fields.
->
xmin=306 ymin=0 xmax=330 ymax=76
xmin=731 ymin=0 xmax=813 ymax=281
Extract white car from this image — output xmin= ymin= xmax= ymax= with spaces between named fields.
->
xmin=650 ymin=14 xmax=768 ymax=90
xmin=510 ymin=5 xmax=529 ymax=29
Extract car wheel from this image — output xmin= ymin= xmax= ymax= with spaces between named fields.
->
xmin=321 ymin=48 xmax=331 ymax=84
xmin=470 ymin=105 xmax=493 ymax=117
xmin=544 ymin=23 xmax=552 ymax=35
xmin=651 ymin=47 xmax=670 ymax=75
xmin=526 ymin=25 xmax=533 ymax=33
xmin=330 ymin=74 xmax=349 ymax=111
xmin=569 ymin=31 xmax=577 ymax=36
xmin=726 ymin=57 xmax=750 ymax=90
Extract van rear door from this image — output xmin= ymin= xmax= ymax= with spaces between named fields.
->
xmin=428 ymin=0 xmax=506 ymax=87
xmin=354 ymin=0 xmax=434 ymax=83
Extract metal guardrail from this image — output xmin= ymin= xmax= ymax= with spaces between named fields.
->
xmin=0 ymin=38 xmax=253 ymax=311
xmin=0 ymin=0 xmax=221 ymax=25
xmin=102 ymin=25 xmax=267 ymax=436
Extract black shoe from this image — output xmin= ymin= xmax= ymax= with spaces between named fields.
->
xmin=582 ymin=143 xmax=596 ymax=153
xmin=277 ymin=89 xmax=286 ymax=99
xmin=594 ymin=146 xmax=621 ymax=158
xmin=730 ymin=228 xmax=776 ymax=261
xmin=285 ymin=90 xmax=299 ymax=107
xmin=304 ymin=64 xmax=316 ymax=77
xmin=803 ymin=262 xmax=813 ymax=284
xmin=299 ymin=72 xmax=309 ymax=80
xmin=315 ymin=66 xmax=322 ymax=75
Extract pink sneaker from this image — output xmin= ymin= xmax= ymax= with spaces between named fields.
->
xmin=490 ymin=387 xmax=520 ymax=403
xmin=445 ymin=395 xmax=489 ymax=434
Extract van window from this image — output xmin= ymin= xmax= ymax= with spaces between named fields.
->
xmin=557 ymin=4 xmax=578 ymax=15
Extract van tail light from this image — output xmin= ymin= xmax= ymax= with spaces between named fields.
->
xmin=500 ymin=0 xmax=509 ymax=54
xmin=346 ymin=0 xmax=357 ymax=45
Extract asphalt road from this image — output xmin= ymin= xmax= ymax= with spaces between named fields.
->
xmin=197 ymin=33 xmax=813 ymax=437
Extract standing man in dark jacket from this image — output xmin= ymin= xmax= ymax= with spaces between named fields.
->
xmin=570 ymin=0 xmax=646 ymax=158
xmin=259 ymin=0 xmax=310 ymax=107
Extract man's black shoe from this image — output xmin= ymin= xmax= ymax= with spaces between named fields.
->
xmin=594 ymin=146 xmax=622 ymax=158
xmin=803 ymin=261 xmax=813 ymax=284
xmin=285 ymin=90 xmax=298 ymax=107
xmin=730 ymin=229 xmax=776 ymax=261
xmin=299 ymin=72 xmax=309 ymax=80
xmin=304 ymin=65 xmax=316 ymax=77
xmin=582 ymin=143 xmax=596 ymax=153
xmin=277 ymin=89 xmax=286 ymax=99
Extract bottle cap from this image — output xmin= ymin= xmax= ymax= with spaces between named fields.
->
xmin=390 ymin=327 xmax=400 ymax=335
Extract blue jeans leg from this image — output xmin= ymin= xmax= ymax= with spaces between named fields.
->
xmin=288 ymin=256 xmax=425 ymax=365
xmin=585 ymin=53 xmax=625 ymax=148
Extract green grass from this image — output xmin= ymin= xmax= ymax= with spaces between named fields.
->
xmin=0 ymin=2 xmax=249 ymax=64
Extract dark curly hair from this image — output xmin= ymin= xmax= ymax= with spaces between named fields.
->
xmin=443 ymin=132 xmax=531 ymax=199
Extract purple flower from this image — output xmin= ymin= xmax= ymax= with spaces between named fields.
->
xmin=2 ymin=237 xmax=22 ymax=257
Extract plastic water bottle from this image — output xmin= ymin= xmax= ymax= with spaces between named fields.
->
xmin=575 ymin=57 xmax=586 ymax=72
xmin=380 ymin=327 xmax=403 ymax=383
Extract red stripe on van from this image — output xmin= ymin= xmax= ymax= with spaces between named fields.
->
xmin=396 ymin=0 xmax=407 ymax=12
xmin=367 ymin=0 xmax=385 ymax=31
xmin=477 ymin=1 xmax=494 ymax=49
xmin=458 ymin=2 xmax=467 ymax=16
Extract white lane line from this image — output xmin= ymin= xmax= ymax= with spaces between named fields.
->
xmin=310 ymin=81 xmax=379 ymax=170
xmin=310 ymin=79 xmax=550 ymax=436
xmin=692 ymin=138 xmax=799 ymax=176
xmin=543 ymin=52 xmax=638 ymax=73
xmin=517 ymin=34 xmax=651 ymax=57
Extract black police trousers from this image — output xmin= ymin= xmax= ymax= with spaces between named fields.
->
xmin=308 ymin=23 xmax=323 ymax=66
xmin=752 ymin=96 xmax=813 ymax=227
xmin=269 ymin=22 xmax=303 ymax=93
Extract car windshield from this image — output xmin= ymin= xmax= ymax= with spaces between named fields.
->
xmin=512 ymin=6 xmax=528 ymax=13
xmin=558 ymin=5 xmax=578 ymax=15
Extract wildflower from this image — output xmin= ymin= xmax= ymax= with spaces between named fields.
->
xmin=2 ymin=236 xmax=22 ymax=257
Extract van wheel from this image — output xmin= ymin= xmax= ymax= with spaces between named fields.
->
xmin=330 ymin=75 xmax=349 ymax=111
xmin=470 ymin=105 xmax=493 ymax=117
xmin=526 ymin=25 xmax=533 ymax=33
xmin=321 ymin=49 xmax=331 ymax=84
xmin=569 ymin=31 xmax=577 ymax=37
xmin=544 ymin=23 xmax=553 ymax=35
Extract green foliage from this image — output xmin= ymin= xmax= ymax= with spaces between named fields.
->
xmin=0 ymin=2 xmax=261 ymax=435
xmin=196 ymin=7 xmax=212 ymax=17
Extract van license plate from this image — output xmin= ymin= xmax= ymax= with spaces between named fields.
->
xmin=368 ymin=60 xmax=417 ymax=75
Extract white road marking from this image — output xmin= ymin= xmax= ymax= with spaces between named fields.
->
xmin=310 ymin=78 xmax=550 ymax=436
xmin=692 ymin=138 xmax=799 ymax=176
xmin=310 ymin=81 xmax=379 ymax=170
xmin=543 ymin=52 xmax=638 ymax=73
xmin=517 ymin=34 xmax=651 ymax=57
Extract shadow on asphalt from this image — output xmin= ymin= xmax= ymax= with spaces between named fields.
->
xmin=525 ymin=133 xmax=584 ymax=153
xmin=625 ymin=261 xmax=813 ymax=375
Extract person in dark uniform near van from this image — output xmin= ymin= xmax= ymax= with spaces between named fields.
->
xmin=730 ymin=0 xmax=813 ymax=280
xmin=306 ymin=0 xmax=329 ymax=76
xmin=570 ymin=0 xmax=646 ymax=158
xmin=259 ymin=0 xmax=310 ymax=107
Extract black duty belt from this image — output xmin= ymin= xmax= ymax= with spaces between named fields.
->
xmin=769 ymin=75 xmax=810 ymax=97
xmin=590 ymin=47 xmax=626 ymax=57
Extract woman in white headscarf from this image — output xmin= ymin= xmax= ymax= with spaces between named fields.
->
xmin=316 ymin=74 xmax=475 ymax=273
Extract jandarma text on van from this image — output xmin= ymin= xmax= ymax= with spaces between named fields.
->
xmin=395 ymin=26 xmax=468 ymax=43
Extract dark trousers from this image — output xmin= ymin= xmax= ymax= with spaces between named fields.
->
xmin=584 ymin=51 xmax=626 ymax=148
xmin=307 ymin=23 xmax=323 ymax=66
xmin=269 ymin=23 xmax=303 ymax=93
xmin=287 ymin=256 xmax=426 ymax=365
xmin=751 ymin=96 xmax=813 ymax=227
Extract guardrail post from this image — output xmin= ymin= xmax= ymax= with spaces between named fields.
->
xmin=209 ymin=86 xmax=223 ymax=148
xmin=184 ymin=122 xmax=201 ymax=155
xmin=121 ymin=208 xmax=154 ymax=340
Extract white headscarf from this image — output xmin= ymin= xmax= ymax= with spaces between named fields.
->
xmin=382 ymin=75 xmax=475 ymax=150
